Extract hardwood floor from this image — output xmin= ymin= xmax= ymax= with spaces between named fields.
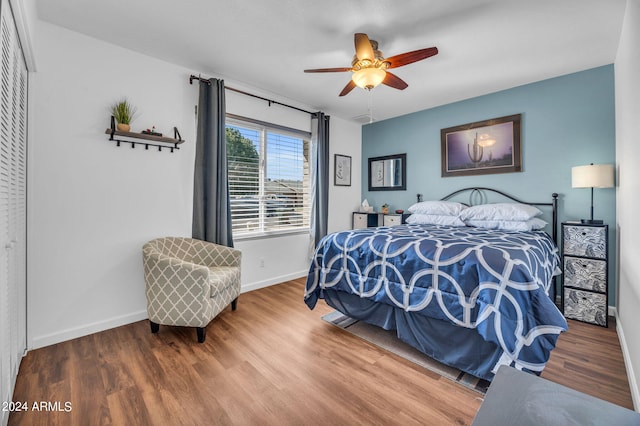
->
xmin=9 ymin=278 xmax=635 ymax=425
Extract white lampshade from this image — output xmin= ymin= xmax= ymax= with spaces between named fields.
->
xmin=352 ymin=68 xmax=386 ymax=90
xmin=572 ymin=164 xmax=614 ymax=189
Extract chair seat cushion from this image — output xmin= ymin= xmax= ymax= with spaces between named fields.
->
xmin=209 ymin=266 xmax=241 ymax=298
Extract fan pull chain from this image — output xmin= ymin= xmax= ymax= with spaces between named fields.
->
xmin=368 ymin=90 xmax=374 ymax=123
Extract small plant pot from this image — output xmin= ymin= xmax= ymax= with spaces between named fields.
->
xmin=116 ymin=123 xmax=130 ymax=132
xmin=381 ymin=207 xmax=389 ymax=214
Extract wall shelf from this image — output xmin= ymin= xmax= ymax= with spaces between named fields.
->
xmin=105 ymin=116 xmax=185 ymax=153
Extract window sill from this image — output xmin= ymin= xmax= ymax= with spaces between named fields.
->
xmin=233 ymin=228 xmax=310 ymax=242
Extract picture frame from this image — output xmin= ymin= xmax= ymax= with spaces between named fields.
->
xmin=441 ymin=114 xmax=522 ymax=177
xmin=368 ymin=153 xmax=407 ymax=191
xmin=334 ymin=154 xmax=352 ymax=186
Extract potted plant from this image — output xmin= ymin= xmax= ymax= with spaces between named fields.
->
xmin=110 ymin=98 xmax=138 ymax=132
xmin=381 ymin=203 xmax=389 ymax=214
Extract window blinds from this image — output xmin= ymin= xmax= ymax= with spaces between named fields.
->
xmin=226 ymin=121 xmax=310 ymax=237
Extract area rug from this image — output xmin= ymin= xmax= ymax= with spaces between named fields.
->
xmin=322 ymin=311 xmax=490 ymax=394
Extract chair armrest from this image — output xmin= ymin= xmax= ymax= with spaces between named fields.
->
xmin=143 ymin=252 xmax=211 ymax=297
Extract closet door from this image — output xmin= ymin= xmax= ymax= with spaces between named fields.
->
xmin=0 ymin=0 xmax=27 ymax=421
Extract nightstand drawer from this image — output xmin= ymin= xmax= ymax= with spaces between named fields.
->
xmin=563 ymin=256 xmax=606 ymax=292
xmin=353 ymin=213 xmax=369 ymax=229
xmin=563 ymin=288 xmax=607 ymax=326
xmin=563 ymin=225 xmax=606 ymax=259
xmin=353 ymin=212 xmax=380 ymax=229
xmin=383 ymin=215 xmax=402 ymax=227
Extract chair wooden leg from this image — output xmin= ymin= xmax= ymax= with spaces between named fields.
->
xmin=196 ymin=327 xmax=206 ymax=343
xmin=150 ymin=321 xmax=160 ymax=334
xmin=231 ymin=297 xmax=238 ymax=311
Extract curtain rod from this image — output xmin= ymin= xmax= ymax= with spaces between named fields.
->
xmin=189 ymin=74 xmax=316 ymax=116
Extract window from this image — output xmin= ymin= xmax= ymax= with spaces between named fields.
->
xmin=226 ymin=116 xmax=311 ymax=238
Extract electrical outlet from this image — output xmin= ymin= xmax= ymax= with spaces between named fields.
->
xmin=259 ymin=257 xmax=265 ymax=268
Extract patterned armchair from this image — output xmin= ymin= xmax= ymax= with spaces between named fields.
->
xmin=142 ymin=237 xmax=241 ymax=343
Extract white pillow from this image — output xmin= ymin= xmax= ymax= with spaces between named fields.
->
xmin=406 ymin=214 xmax=466 ymax=227
xmin=465 ymin=217 xmax=548 ymax=231
xmin=407 ymin=201 xmax=467 ymax=216
xmin=459 ymin=203 xmax=542 ymax=222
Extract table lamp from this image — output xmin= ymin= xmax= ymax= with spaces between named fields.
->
xmin=571 ymin=163 xmax=614 ymax=224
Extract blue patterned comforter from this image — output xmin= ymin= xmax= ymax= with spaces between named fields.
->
xmin=305 ymin=224 xmax=568 ymax=375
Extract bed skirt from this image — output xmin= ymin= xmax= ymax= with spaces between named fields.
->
xmin=323 ymin=289 xmax=523 ymax=382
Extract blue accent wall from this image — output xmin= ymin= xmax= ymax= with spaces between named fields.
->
xmin=362 ymin=65 xmax=616 ymax=303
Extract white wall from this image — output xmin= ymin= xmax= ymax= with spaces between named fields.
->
xmin=615 ymin=0 xmax=640 ymax=409
xmin=327 ymin=117 xmax=362 ymax=234
xmin=27 ymin=20 xmax=361 ymax=348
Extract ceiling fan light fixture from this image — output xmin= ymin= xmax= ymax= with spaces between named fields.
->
xmin=304 ymin=33 xmax=438 ymax=96
xmin=352 ymin=68 xmax=386 ymax=90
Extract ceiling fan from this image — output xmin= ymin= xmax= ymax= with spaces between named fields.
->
xmin=304 ymin=33 xmax=438 ymax=97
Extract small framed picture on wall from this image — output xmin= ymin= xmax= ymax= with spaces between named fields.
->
xmin=334 ymin=154 xmax=352 ymax=186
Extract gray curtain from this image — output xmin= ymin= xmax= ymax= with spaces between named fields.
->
xmin=310 ymin=112 xmax=330 ymax=250
xmin=192 ymin=78 xmax=234 ymax=247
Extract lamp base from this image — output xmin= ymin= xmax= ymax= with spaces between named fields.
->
xmin=581 ymin=219 xmax=604 ymax=225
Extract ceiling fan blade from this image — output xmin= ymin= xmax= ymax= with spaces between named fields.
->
xmin=304 ymin=67 xmax=353 ymax=73
xmin=339 ymin=80 xmax=357 ymax=97
xmin=386 ymin=47 xmax=438 ymax=69
xmin=354 ymin=33 xmax=375 ymax=61
xmin=382 ymin=72 xmax=408 ymax=90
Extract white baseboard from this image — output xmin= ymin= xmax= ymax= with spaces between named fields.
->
xmin=27 ymin=273 xmax=308 ymax=351
xmin=615 ymin=310 xmax=640 ymax=411
xmin=29 ymin=310 xmax=148 ymax=350
xmin=241 ymin=270 xmax=307 ymax=293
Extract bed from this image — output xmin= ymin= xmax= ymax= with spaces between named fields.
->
xmin=304 ymin=187 xmax=567 ymax=381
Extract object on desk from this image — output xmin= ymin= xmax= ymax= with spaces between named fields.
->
xmin=395 ymin=209 xmax=404 ymax=214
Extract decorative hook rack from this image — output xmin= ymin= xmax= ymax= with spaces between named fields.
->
xmin=105 ymin=116 xmax=185 ymax=153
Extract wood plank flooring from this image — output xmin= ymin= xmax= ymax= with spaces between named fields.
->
xmin=9 ymin=278 xmax=635 ymax=425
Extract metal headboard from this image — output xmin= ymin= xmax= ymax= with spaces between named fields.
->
xmin=439 ymin=187 xmax=559 ymax=244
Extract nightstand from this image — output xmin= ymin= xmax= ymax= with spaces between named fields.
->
xmin=561 ymin=222 xmax=608 ymax=327
xmin=352 ymin=212 xmax=381 ymax=229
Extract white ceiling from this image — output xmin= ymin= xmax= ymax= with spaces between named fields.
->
xmin=35 ymin=0 xmax=626 ymax=123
